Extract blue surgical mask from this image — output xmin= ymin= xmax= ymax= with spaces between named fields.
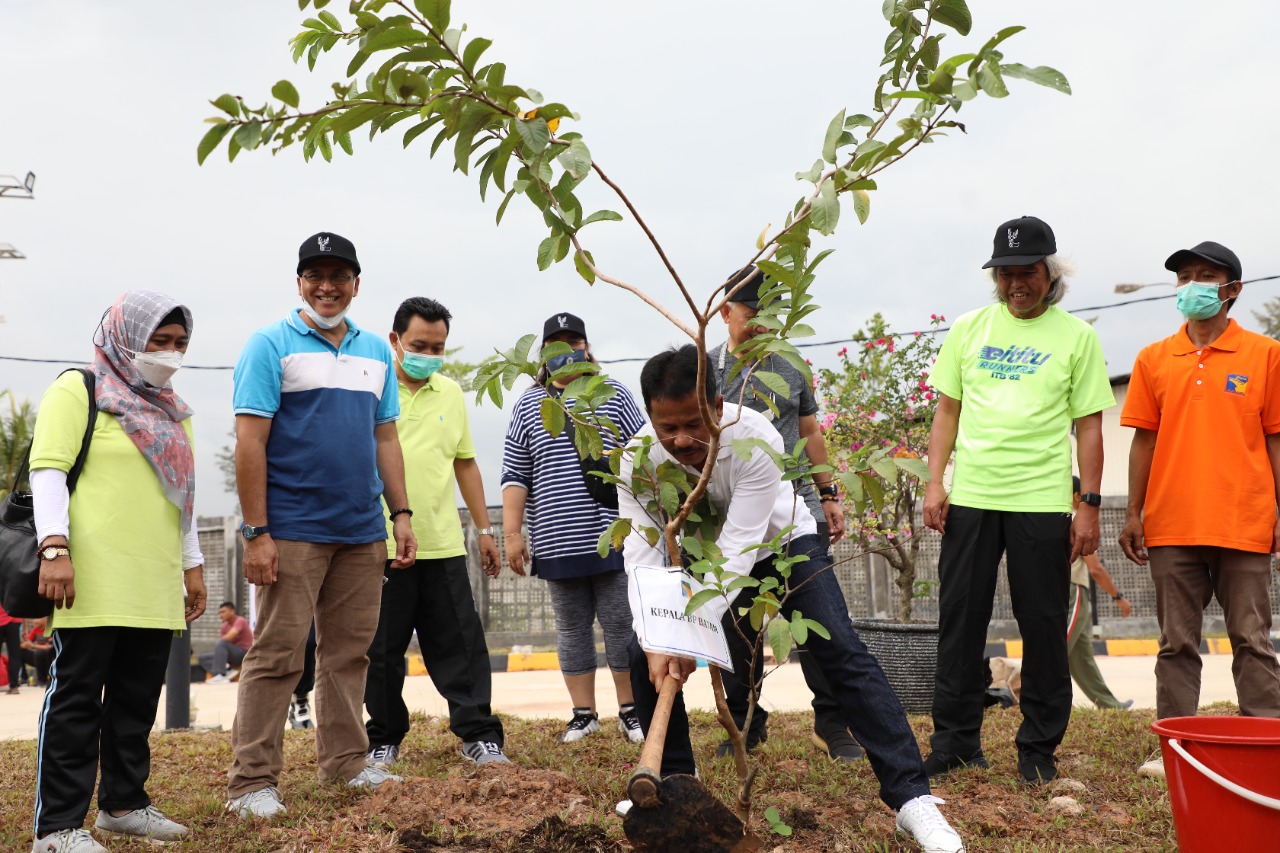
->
xmin=397 ymin=348 xmax=443 ymax=380
xmin=1176 ymin=282 xmax=1225 ymax=321
xmin=546 ymin=348 xmax=588 ymax=374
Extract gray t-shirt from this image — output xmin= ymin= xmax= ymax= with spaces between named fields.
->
xmin=714 ymin=340 xmax=823 ymax=524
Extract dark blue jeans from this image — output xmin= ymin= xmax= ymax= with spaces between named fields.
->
xmin=628 ymin=533 xmax=931 ymax=810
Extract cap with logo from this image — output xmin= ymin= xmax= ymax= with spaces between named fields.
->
xmin=724 ymin=265 xmax=767 ymax=309
xmin=542 ymin=312 xmax=587 ymax=342
xmin=1164 ymin=240 xmax=1242 ymax=283
xmin=298 ymin=231 xmax=360 ymax=276
xmin=982 ymin=216 xmax=1057 ymax=269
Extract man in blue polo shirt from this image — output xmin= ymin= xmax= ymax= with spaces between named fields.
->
xmin=226 ymin=232 xmax=417 ymax=819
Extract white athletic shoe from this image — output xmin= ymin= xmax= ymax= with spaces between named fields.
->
xmin=895 ymin=794 xmax=965 ymax=853
xmin=1138 ymin=754 xmax=1165 ymax=778
xmin=226 ymin=785 xmax=287 ymax=819
xmin=560 ymin=709 xmax=601 ymax=743
xmin=30 ymin=829 xmax=107 ymax=853
xmin=348 ymin=764 xmax=404 ymax=788
xmin=94 ymin=805 xmax=188 ymax=841
xmin=618 ymin=706 xmax=645 ymax=744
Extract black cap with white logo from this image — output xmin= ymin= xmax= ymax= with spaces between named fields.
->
xmin=982 ymin=216 xmax=1057 ymax=269
xmin=542 ymin=312 xmax=587 ymax=342
xmin=298 ymin=231 xmax=360 ymax=276
xmin=1164 ymin=241 xmax=1242 ymax=283
xmin=724 ymin=265 xmax=767 ymax=309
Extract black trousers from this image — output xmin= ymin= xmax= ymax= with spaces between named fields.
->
xmin=720 ymin=522 xmax=841 ymax=735
xmin=1 ymin=622 xmax=21 ymax=687
xmin=294 ymin=622 xmax=317 ymax=697
xmin=365 ymin=557 xmax=503 ymax=747
xmin=929 ymin=506 xmax=1072 ymax=758
xmin=34 ymin=626 xmax=173 ymax=836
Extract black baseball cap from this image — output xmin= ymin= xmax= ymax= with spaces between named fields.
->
xmin=724 ymin=265 xmax=766 ymax=309
xmin=1164 ymin=241 xmax=1242 ymax=283
xmin=297 ymin=231 xmax=360 ymax=276
xmin=542 ymin=312 xmax=587 ymax=341
xmin=982 ymin=216 xmax=1057 ymax=269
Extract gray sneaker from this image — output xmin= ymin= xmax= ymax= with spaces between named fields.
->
xmin=226 ymin=785 xmax=287 ymax=819
xmin=461 ymin=740 xmax=512 ymax=765
xmin=348 ymin=764 xmax=403 ymax=788
xmin=366 ymin=743 xmax=399 ymax=768
xmin=30 ymin=829 xmax=107 ymax=853
xmin=94 ymin=805 xmax=188 ymax=841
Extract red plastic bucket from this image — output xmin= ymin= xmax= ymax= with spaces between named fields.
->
xmin=1152 ymin=716 xmax=1280 ymax=852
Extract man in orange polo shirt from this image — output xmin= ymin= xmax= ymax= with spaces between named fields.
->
xmin=1119 ymin=240 xmax=1280 ymax=777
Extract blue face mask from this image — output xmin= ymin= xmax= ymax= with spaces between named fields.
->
xmin=1176 ymin=282 xmax=1225 ymax=321
xmin=397 ymin=348 xmax=443 ymax=380
xmin=546 ymin=348 xmax=588 ymax=374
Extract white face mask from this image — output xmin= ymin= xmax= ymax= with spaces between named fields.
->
xmin=131 ymin=350 xmax=184 ymax=387
xmin=301 ymin=300 xmax=348 ymax=330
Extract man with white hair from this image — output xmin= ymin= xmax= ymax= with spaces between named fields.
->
xmin=921 ymin=216 xmax=1115 ymax=784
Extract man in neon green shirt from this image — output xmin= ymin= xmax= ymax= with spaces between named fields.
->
xmin=363 ymin=297 xmax=509 ymax=768
xmin=922 ymin=216 xmax=1114 ymax=785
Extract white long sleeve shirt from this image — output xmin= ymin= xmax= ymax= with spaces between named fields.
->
xmin=618 ymin=403 xmax=817 ymax=636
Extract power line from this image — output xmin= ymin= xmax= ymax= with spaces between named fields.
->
xmin=2 ymin=275 xmax=1277 ymax=370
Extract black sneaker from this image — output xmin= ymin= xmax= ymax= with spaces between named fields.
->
xmin=289 ymin=695 xmax=313 ymax=730
xmin=714 ymin=728 xmax=767 ymax=759
xmin=1017 ymin=750 xmax=1058 ymax=785
xmin=367 ymin=743 xmax=399 ymax=768
xmin=559 ymin=708 xmax=601 ymax=743
xmin=922 ymin=749 xmax=989 ymax=780
xmin=811 ymin=720 xmax=866 ymax=763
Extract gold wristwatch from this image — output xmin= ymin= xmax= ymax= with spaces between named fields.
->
xmin=39 ymin=546 xmax=71 ymax=561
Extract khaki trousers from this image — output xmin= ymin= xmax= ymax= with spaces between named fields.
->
xmin=228 ymin=539 xmax=385 ymax=797
xmin=1150 ymin=545 xmax=1280 ymax=720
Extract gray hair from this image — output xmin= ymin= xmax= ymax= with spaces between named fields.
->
xmin=989 ymin=254 xmax=1075 ymax=306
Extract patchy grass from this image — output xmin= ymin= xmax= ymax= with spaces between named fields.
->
xmin=0 ymin=704 xmax=1191 ymax=851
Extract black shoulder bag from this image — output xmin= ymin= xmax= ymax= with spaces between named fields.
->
xmin=0 ymin=368 xmax=98 ymax=617
xmin=557 ymin=397 xmax=619 ymax=510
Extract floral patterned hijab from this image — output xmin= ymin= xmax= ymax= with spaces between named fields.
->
xmin=91 ymin=290 xmax=196 ymax=532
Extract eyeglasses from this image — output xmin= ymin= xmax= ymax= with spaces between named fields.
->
xmin=300 ymin=271 xmax=356 ymax=285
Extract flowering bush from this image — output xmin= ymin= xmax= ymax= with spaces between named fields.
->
xmin=819 ymin=312 xmax=943 ymax=621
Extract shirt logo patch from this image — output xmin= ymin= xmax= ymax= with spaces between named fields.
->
xmin=1007 ymin=228 xmax=1020 ymax=248
xmin=680 ymin=579 xmax=693 ymax=599
xmin=318 ymin=235 xmax=331 ymax=252
xmin=977 ymin=343 xmax=1052 ymax=381
xmin=1226 ymin=374 xmax=1249 ymax=396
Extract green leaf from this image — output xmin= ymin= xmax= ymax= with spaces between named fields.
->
xmin=852 ymin=189 xmax=871 ymax=224
xmin=892 ymin=455 xmax=931 ymax=480
xmin=495 ymin=189 xmax=516 ymax=225
xmin=196 ymin=123 xmax=232 ymax=165
xmin=1000 ymin=63 xmax=1071 ymax=95
xmin=271 ymin=80 xmax=300 ymax=109
xmin=767 ymin=615 xmax=792 ymax=664
xmin=977 ymin=62 xmax=1008 ymax=97
xmin=334 ymin=129 xmax=354 ymax=155
xmin=821 ymin=109 xmax=846 ymax=165
xmin=795 ymin=158 xmax=823 ymax=183
xmin=845 ymin=113 xmax=875 ymax=128
xmin=462 ymin=37 xmax=492 ymax=72
xmin=211 ymin=94 xmax=240 ymax=117
xmin=317 ymin=9 xmax=341 ymax=29
xmin=810 ymin=181 xmax=840 ymax=236
xmin=536 ymin=235 xmax=557 ymax=271
xmin=580 ymin=209 xmax=622 ymax=227
xmin=751 ymin=370 xmax=792 ymax=399
xmin=442 ymin=27 xmax=462 ymax=54
xmin=556 ymin=138 xmax=592 ymax=180
xmin=232 ymin=119 xmax=262 ymax=151
xmin=513 ymin=117 xmax=550 ymax=154
xmin=930 ymin=0 xmax=971 ymax=35
xmin=573 ymin=249 xmax=597 ymax=284
xmin=658 ymin=481 xmax=680 ymax=516
xmin=414 ymin=0 xmax=450 ymax=30
xmin=685 ymin=588 xmax=722 ymax=617
xmin=301 ymin=16 xmax=329 ymax=32
xmin=316 ymin=131 xmax=333 ymax=162
xmin=539 ymin=396 xmax=565 ymax=438
xmin=871 ymin=455 xmax=899 ymax=481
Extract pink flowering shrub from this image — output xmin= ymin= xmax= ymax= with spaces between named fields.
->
xmin=817 ymin=312 xmax=943 ymax=621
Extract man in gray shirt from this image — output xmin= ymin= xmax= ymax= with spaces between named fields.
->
xmin=714 ymin=265 xmax=857 ymax=761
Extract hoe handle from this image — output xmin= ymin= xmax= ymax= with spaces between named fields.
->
xmin=627 ymin=675 xmax=680 ymax=808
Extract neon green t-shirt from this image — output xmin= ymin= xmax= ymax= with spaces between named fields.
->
xmin=29 ymin=370 xmax=191 ymax=630
xmin=383 ymin=373 xmax=473 ymax=560
xmin=930 ymin=303 xmax=1115 ymax=512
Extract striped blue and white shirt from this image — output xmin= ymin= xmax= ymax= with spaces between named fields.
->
xmin=233 ymin=309 xmax=399 ymax=544
xmin=501 ymin=379 xmax=647 ymax=580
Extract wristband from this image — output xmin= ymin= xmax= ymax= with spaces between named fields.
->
xmin=820 ymin=495 xmax=840 ymax=504
xmin=1112 ymin=591 xmax=1125 ymax=601
xmin=477 ymin=527 xmax=495 ymax=537
xmin=389 ymin=508 xmax=413 ymax=520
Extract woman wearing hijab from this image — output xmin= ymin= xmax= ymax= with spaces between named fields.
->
xmin=29 ymin=290 xmax=206 ymax=853
xmin=500 ymin=312 xmax=648 ymax=744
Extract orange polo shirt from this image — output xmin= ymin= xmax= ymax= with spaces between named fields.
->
xmin=1121 ymin=319 xmax=1280 ymax=553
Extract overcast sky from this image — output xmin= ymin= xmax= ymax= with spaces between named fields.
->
xmin=2 ymin=0 xmax=1278 ymax=517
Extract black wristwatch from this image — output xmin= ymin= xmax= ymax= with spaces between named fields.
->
xmin=389 ymin=508 xmax=413 ymax=520
xmin=240 ymin=522 xmax=270 ymax=541
xmin=817 ymin=484 xmax=839 ymax=498
xmin=1079 ymin=492 xmax=1102 ymax=507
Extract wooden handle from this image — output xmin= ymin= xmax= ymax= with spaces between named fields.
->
xmin=627 ymin=675 xmax=681 ymax=808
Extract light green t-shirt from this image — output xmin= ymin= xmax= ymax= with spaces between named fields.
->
xmin=930 ymin=303 xmax=1115 ymax=512
xmin=383 ymin=374 xmax=473 ymax=560
xmin=29 ymin=370 xmax=191 ymax=630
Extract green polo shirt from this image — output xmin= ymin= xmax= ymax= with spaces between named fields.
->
xmin=384 ymin=373 xmax=473 ymax=560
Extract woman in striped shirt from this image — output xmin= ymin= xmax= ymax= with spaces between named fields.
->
xmin=501 ymin=312 xmax=648 ymax=744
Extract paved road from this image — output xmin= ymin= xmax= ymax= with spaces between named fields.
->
xmin=0 ymin=653 xmax=1246 ymax=742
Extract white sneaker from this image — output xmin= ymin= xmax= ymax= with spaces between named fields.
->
xmin=615 ymin=799 xmax=632 ymax=818
xmin=559 ymin=709 xmax=601 ymax=743
xmin=348 ymin=764 xmax=403 ymax=789
xmin=367 ymin=743 xmax=399 ymax=768
xmin=618 ymin=707 xmax=645 ymax=744
xmin=461 ymin=740 xmax=512 ymax=765
xmin=288 ymin=694 xmax=313 ymax=730
xmin=30 ymin=829 xmax=107 ymax=853
xmin=226 ymin=785 xmax=286 ymax=819
xmin=94 ymin=805 xmax=188 ymax=841
xmin=895 ymin=794 xmax=965 ymax=853
xmin=1138 ymin=754 xmax=1165 ymax=778
xmin=207 ymin=674 xmax=230 ymax=685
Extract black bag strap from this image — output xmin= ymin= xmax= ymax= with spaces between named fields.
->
xmin=11 ymin=368 xmax=98 ymax=495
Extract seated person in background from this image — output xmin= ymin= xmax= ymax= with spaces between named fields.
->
xmin=200 ymin=602 xmax=253 ymax=683
xmin=22 ymin=617 xmax=55 ymax=687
